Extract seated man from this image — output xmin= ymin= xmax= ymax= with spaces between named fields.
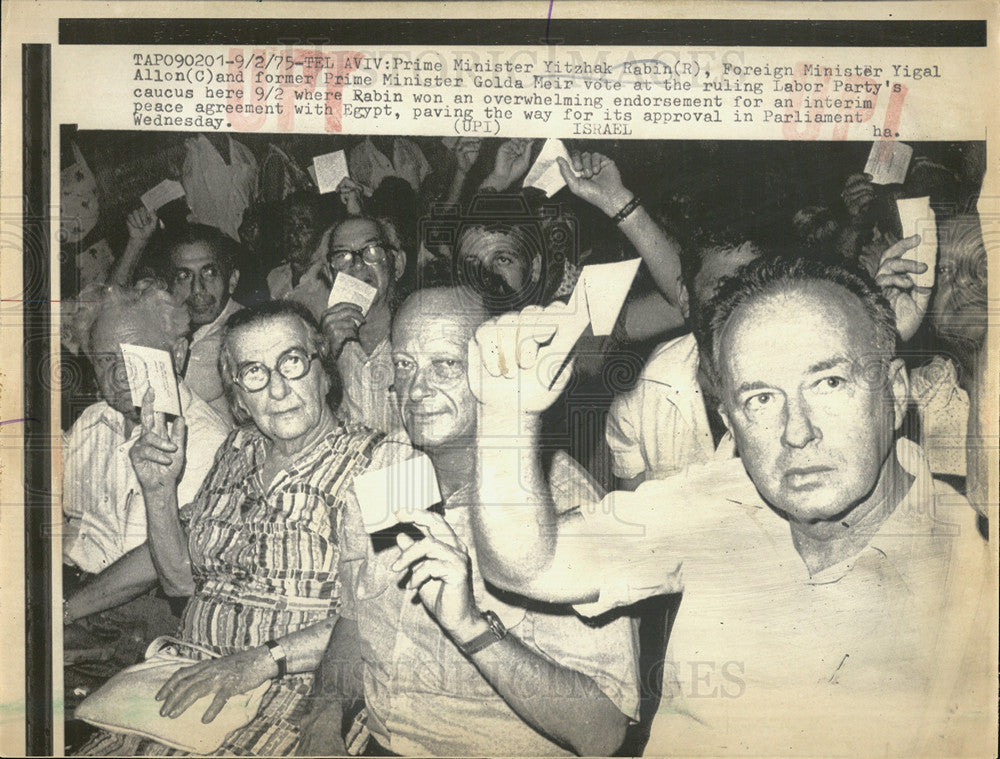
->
xmin=63 ymin=283 xmax=231 ymax=617
xmin=298 ymin=287 xmax=639 ymax=757
xmin=161 ymin=223 xmax=244 ymax=424
xmin=605 ymin=233 xmax=757 ymax=487
xmin=266 ymin=191 xmax=330 ymax=300
xmin=464 ymin=257 xmax=991 ymax=755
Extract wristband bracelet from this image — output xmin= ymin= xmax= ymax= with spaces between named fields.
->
xmin=264 ymin=639 xmax=288 ymax=679
xmin=612 ymin=195 xmax=641 ymax=225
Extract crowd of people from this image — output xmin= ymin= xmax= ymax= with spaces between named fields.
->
xmin=59 ymin=132 xmax=991 ymax=756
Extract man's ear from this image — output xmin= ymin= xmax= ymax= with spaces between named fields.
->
xmin=228 ymin=268 xmax=241 ymax=295
xmin=718 ymin=405 xmax=734 ymax=438
xmin=170 ymin=336 xmax=190 ymax=377
xmin=887 ymin=357 xmax=909 ymax=432
xmin=678 ymin=282 xmax=691 ymax=322
xmin=393 ymin=249 xmax=407 ymax=281
xmin=530 ymin=254 xmax=542 ymax=284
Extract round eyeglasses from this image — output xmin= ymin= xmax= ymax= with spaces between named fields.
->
xmin=326 ymin=243 xmax=391 ymax=270
xmin=234 ymin=347 xmax=319 ymax=393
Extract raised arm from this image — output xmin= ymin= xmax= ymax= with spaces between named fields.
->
xmin=466 ymin=306 xmax=602 ymax=604
xmin=129 ymin=388 xmax=195 ymax=596
xmin=391 ymin=512 xmax=628 ymax=755
xmin=110 ymin=205 xmax=157 ymax=286
xmin=559 ymin=152 xmax=684 ymax=309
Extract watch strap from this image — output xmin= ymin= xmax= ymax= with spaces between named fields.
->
xmin=459 ymin=610 xmax=507 ymax=656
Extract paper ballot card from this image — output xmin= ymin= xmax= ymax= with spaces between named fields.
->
xmin=523 ymin=139 xmax=578 ymax=197
xmin=140 ymin=179 xmax=185 ymax=212
xmin=328 ymin=271 xmax=378 ymax=314
xmin=120 ymin=344 xmax=181 ymax=416
xmin=895 ymin=196 xmax=937 ymax=288
xmin=353 ymin=453 xmax=442 ymax=533
xmin=312 ymin=150 xmax=350 ymax=194
xmin=578 ymin=258 xmax=643 ymax=336
xmin=863 ymin=141 xmax=913 ymax=186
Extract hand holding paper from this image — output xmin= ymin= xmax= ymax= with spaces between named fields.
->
xmin=120 ymin=344 xmax=181 ymax=416
xmin=523 ymin=139 xmax=579 ymax=197
xmin=327 ymin=271 xmax=378 ymax=314
xmin=128 ymin=387 xmax=187 ymax=498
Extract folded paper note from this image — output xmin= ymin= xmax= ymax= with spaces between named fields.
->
xmin=312 ymin=150 xmax=350 ymax=195
xmin=140 ymin=180 xmax=185 ymax=212
xmin=864 ymin=141 xmax=912 ymax=185
xmin=353 ymin=453 xmax=442 ymax=533
xmin=895 ymin=196 xmax=937 ymax=288
xmin=328 ymin=271 xmax=378 ymax=314
xmin=120 ymin=344 xmax=181 ymax=416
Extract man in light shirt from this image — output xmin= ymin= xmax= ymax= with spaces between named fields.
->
xmin=453 ymin=255 xmax=991 ymax=756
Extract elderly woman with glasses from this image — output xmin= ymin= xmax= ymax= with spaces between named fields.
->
xmin=78 ymin=300 xmax=395 ymax=757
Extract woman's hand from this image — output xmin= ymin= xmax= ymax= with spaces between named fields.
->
xmin=390 ymin=510 xmax=484 ymax=644
xmin=156 ymin=646 xmax=276 ymax=723
xmin=129 ymin=387 xmax=187 ymax=496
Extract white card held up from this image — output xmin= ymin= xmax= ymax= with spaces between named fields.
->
xmin=578 ymin=258 xmax=642 ymax=336
xmin=120 ymin=344 xmax=181 ymax=416
xmin=140 ymin=179 xmax=185 ymax=212
xmin=312 ymin=150 xmax=350 ymax=194
xmin=327 ymin=271 xmax=378 ymax=314
xmin=863 ymin=141 xmax=912 ymax=185
xmin=895 ymin=196 xmax=937 ymax=288
xmin=353 ymin=453 xmax=442 ymax=533
xmin=523 ymin=139 xmax=578 ymax=197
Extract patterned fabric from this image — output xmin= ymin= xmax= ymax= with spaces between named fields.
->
xmin=75 ymin=424 xmax=386 ymax=757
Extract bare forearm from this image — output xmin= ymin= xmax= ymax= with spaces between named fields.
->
xmin=618 ymin=206 xmax=684 ymax=308
xmin=473 ymin=410 xmax=558 ymax=592
xmin=469 ymin=633 xmax=628 ymax=756
xmin=110 ymin=239 xmax=148 ymax=287
xmin=143 ymin=487 xmax=194 ymax=596
xmin=64 ymin=543 xmax=158 ymax=623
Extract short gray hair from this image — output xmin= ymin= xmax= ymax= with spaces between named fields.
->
xmin=70 ymin=281 xmax=189 ymax=355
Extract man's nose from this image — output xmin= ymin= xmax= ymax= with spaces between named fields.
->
xmin=191 ymin=274 xmax=206 ymax=294
xmin=781 ymin=393 xmax=820 ymax=449
xmin=408 ymin=367 xmax=432 ymax=401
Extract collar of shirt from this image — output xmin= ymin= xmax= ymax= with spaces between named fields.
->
xmin=191 ymin=297 xmax=243 ymax=347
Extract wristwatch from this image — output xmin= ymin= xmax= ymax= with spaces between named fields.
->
xmin=459 ymin=610 xmax=507 ymax=656
xmin=264 ymin=639 xmax=288 ymax=678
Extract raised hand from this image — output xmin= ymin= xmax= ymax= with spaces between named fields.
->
xmin=337 ymin=177 xmax=365 ymax=216
xmin=320 ymin=302 xmax=366 ymax=359
xmin=126 ymin=205 xmax=158 ymax=245
xmin=875 ymin=234 xmax=931 ymax=342
xmin=129 ymin=387 xmax=187 ymax=496
xmin=454 ymin=137 xmax=483 ymax=174
xmin=467 ymin=303 xmax=582 ymax=416
xmin=390 ymin=509 xmax=483 ymax=643
xmin=481 ymin=138 xmax=534 ymax=192
xmin=558 ymin=152 xmax=633 ymax=218
xmin=841 ymin=173 xmax=876 ymax=227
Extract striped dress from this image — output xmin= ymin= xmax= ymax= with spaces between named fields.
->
xmin=77 ymin=424 xmax=386 ymax=757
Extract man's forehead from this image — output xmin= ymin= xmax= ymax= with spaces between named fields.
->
xmin=332 ymin=219 xmax=381 ymax=246
xmin=719 ymin=282 xmax=879 ymax=377
xmin=171 ymin=241 xmax=221 ymax=268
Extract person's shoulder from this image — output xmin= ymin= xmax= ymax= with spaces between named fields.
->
xmin=65 ymin=401 xmax=118 ymax=440
xmin=638 ymin=332 xmax=700 ymax=386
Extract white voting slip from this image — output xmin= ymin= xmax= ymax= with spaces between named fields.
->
xmin=312 ymin=150 xmax=350 ymax=194
xmin=328 ymin=271 xmax=378 ymax=314
xmin=140 ymin=179 xmax=185 ymax=212
xmin=523 ymin=138 xmax=579 ymax=197
xmin=120 ymin=344 xmax=181 ymax=416
xmin=895 ymin=196 xmax=937 ymax=288
xmin=353 ymin=453 xmax=442 ymax=533
xmin=863 ymin=141 xmax=912 ymax=185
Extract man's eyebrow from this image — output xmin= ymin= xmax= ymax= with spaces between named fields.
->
xmin=734 ymin=380 xmax=773 ymax=396
xmin=806 ymin=357 xmax=851 ymax=374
